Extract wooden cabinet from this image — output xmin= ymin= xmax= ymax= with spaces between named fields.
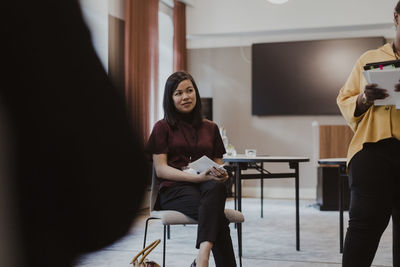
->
xmin=317 ymin=125 xmax=353 ymax=211
xmin=318 ymin=125 xmax=353 ymax=159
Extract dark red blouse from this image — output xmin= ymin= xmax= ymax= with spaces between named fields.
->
xmin=146 ymin=118 xmax=226 ymax=187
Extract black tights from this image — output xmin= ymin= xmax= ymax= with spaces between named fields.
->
xmin=343 ymin=138 xmax=400 ymax=267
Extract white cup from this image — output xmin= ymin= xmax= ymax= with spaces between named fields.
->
xmin=245 ymin=149 xmax=257 ymax=157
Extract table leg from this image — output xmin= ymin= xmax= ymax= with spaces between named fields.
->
xmin=339 ymin=174 xmax=343 ymax=253
xmin=295 ymin=164 xmax=300 ymax=251
xmin=338 ymin=164 xmax=346 ymax=254
xmin=236 ymin=164 xmax=242 ymax=212
xmin=261 ymin=162 xmax=264 ymax=218
xmin=290 ymin=161 xmax=300 ymax=251
xmin=233 ymin=167 xmax=237 ymax=211
xmin=261 ymin=178 xmax=264 ymax=218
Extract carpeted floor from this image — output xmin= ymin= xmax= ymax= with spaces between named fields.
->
xmin=75 ymin=198 xmax=393 ymax=267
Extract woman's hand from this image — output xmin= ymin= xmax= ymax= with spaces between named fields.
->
xmin=210 ymin=166 xmax=229 ymax=182
xmin=197 ymin=167 xmax=229 ymax=183
xmin=363 ymin=83 xmax=389 ymax=103
xmin=208 ymin=166 xmax=229 ymax=182
xmin=395 ymin=81 xmax=400 ymax=92
xmin=355 ymin=83 xmax=389 ymax=116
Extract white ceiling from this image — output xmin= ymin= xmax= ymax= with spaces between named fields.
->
xmin=186 ymin=0 xmax=396 ymax=48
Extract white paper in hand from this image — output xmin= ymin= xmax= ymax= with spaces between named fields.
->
xmin=188 ymin=155 xmax=224 ymax=173
xmin=363 ymin=68 xmax=400 ymax=107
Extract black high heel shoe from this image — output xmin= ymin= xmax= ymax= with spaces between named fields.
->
xmin=190 ymin=259 xmax=196 ymax=267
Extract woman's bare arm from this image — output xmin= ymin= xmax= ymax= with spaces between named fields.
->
xmin=153 ymin=154 xmax=218 ymax=183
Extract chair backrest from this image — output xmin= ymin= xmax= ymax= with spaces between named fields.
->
xmin=149 ymin=168 xmax=160 ymax=213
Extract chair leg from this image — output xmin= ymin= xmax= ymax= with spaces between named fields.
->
xmin=237 ymin=222 xmax=242 ymax=267
xmin=163 ymin=225 xmax=167 ymax=267
xmin=143 ymin=217 xmax=151 ymax=249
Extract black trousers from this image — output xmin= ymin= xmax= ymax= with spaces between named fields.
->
xmin=159 ymin=180 xmax=237 ymax=267
xmin=343 ymin=138 xmax=400 ymax=267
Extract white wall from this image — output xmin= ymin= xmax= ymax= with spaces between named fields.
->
xmin=109 ymin=0 xmax=125 ymax=20
xmin=189 ymin=47 xmax=348 ymax=199
xmin=79 ymin=0 xmax=126 ymax=71
xmin=187 ymin=1 xmax=398 ymax=199
xmin=186 ymin=0 xmax=396 ymax=48
xmin=80 ymin=0 xmax=109 ymax=71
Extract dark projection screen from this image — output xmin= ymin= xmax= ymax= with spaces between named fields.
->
xmin=252 ymin=37 xmax=385 ymax=115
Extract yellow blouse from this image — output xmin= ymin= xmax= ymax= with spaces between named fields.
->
xmin=337 ymin=43 xmax=400 ymax=164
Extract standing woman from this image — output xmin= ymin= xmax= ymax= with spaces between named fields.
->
xmin=337 ymin=2 xmax=400 ymax=266
xmin=146 ymin=71 xmax=237 ymax=267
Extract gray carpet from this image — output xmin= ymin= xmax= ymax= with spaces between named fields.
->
xmin=75 ymin=198 xmax=393 ymax=267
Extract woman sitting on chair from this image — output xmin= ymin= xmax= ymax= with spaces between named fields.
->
xmin=146 ymin=71 xmax=237 ymax=267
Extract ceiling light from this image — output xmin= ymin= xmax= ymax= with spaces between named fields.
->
xmin=267 ymin=0 xmax=289 ymax=4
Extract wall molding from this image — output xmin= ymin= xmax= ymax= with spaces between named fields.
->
xmin=187 ymin=23 xmax=394 ymax=49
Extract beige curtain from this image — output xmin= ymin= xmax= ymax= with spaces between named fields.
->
xmin=125 ymin=0 xmax=159 ymax=142
xmin=173 ymin=0 xmax=187 ymax=71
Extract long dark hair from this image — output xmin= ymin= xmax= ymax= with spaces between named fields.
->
xmin=163 ymin=71 xmax=203 ymax=127
xmin=396 ymin=1 xmax=400 ymax=13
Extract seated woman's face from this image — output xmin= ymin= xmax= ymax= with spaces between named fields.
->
xmin=172 ymin=79 xmax=197 ymax=114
